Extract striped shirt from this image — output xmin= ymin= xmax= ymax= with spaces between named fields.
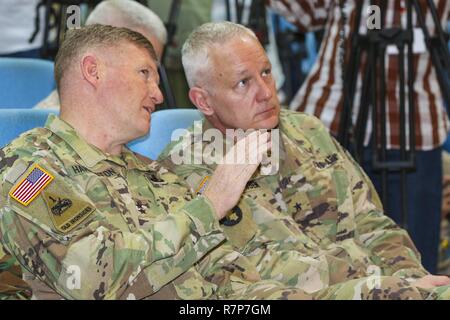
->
xmin=270 ymin=0 xmax=450 ymax=150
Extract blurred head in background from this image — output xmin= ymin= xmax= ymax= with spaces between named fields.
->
xmin=86 ymin=0 xmax=167 ymax=60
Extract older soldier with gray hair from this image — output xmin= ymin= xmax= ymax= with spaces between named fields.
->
xmin=159 ymin=21 xmax=450 ymax=299
xmin=34 ymin=0 xmax=167 ymax=110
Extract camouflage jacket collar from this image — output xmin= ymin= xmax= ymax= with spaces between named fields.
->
xmin=45 ymin=114 xmax=150 ymax=171
xmin=120 ymin=147 xmax=158 ymax=172
xmin=45 ymin=114 xmax=106 ymax=168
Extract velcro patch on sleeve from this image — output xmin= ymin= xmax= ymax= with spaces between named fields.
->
xmin=4 ymin=159 xmax=28 ymax=184
xmin=9 ymin=164 xmax=54 ymax=206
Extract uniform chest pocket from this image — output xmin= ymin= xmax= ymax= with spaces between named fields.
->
xmin=142 ymin=168 xmax=202 ymax=216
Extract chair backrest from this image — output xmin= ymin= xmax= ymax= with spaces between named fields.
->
xmin=128 ymin=109 xmax=204 ymax=160
xmin=0 ymin=109 xmax=58 ymax=148
xmin=0 ymin=58 xmax=55 ymax=108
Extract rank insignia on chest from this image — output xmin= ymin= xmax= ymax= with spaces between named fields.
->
xmin=220 ymin=205 xmax=243 ymax=226
xmin=218 ymin=200 xmax=258 ymax=248
xmin=9 ymin=164 xmax=54 ymax=206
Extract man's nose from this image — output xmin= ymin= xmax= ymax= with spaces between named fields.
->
xmin=256 ymin=76 xmax=273 ymax=102
xmin=149 ymin=81 xmax=164 ymax=105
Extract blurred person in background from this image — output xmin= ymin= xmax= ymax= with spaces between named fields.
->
xmin=0 ymin=0 xmax=46 ymax=58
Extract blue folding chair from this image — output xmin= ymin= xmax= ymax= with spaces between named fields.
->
xmin=0 ymin=58 xmax=55 ymax=108
xmin=128 ymin=109 xmax=203 ymax=160
xmin=0 ymin=109 xmax=58 ymax=148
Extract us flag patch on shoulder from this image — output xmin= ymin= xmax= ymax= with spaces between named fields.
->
xmin=9 ymin=164 xmax=54 ymax=206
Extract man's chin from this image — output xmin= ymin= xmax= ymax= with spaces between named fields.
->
xmin=131 ymin=125 xmax=151 ymax=141
xmin=267 ymin=118 xmax=280 ymax=130
xmin=255 ymin=113 xmax=279 ymax=130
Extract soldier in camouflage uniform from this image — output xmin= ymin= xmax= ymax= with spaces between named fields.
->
xmin=1 ymin=0 xmax=169 ymax=300
xmin=158 ymin=21 xmax=450 ymax=299
xmin=1 ymin=25 xmax=448 ymax=300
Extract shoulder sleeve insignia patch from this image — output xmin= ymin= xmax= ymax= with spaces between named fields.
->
xmin=6 ymin=162 xmax=96 ymax=235
xmin=9 ymin=164 xmax=54 ymax=206
xmin=42 ymin=191 xmax=94 ymax=233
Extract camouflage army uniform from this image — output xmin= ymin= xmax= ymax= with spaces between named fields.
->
xmin=0 ymin=114 xmax=391 ymax=300
xmin=0 ymin=114 xmax=232 ymax=300
xmin=159 ymin=109 xmax=450 ymax=300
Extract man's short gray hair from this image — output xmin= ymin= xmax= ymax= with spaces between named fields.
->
xmin=182 ymin=21 xmax=257 ymax=88
xmin=86 ymin=0 xmax=167 ymax=45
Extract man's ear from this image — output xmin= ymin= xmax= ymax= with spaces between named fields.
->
xmin=188 ymin=87 xmax=214 ymax=116
xmin=80 ymin=54 xmax=100 ymax=88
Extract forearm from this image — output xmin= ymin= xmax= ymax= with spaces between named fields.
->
xmin=356 ymin=210 xmax=428 ymax=278
xmin=331 ymin=137 xmax=428 ymax=277
xmin=223 ymin=275 xmax=426 ymax=300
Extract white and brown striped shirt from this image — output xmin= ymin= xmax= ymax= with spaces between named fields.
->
xmin=270 ymin=0 xmax=450 ymax=150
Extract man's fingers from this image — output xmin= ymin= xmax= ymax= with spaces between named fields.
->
xmin=413 ymin=275 xmax=450 ymax=289
xmin=431 ymin=275 xmax=450 ymax=286
xmin=224 ymin=130 xmax=273 ymax=166
xmin=242 ymin=131 xmax=271 ymax=164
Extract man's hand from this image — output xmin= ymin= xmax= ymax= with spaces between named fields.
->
xmin=411 ymin=274 xmax=450 ymax=289
xmin=204 ymin=130 xmax=271 ymax=220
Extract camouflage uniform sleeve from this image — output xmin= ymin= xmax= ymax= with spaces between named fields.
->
xmin=0 ymin=244 xmax=32 ymax=300
xmin=330 ymin=137 xmax=429 ymax=279
xmin=224 ymin=274 xmax=431 ymax=300
xmin=267 ymin=0 xmax=330 ymax=32
xmin=0 ymin=148 xmax=224 ymax=299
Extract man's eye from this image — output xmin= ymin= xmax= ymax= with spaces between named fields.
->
xmin=237 ymin=79 xmax=248 ymax=88
xmin=262 ymin=68 xmax=271 ymax=77
xmin=140 ymin=69 xmax=149 ymax=77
